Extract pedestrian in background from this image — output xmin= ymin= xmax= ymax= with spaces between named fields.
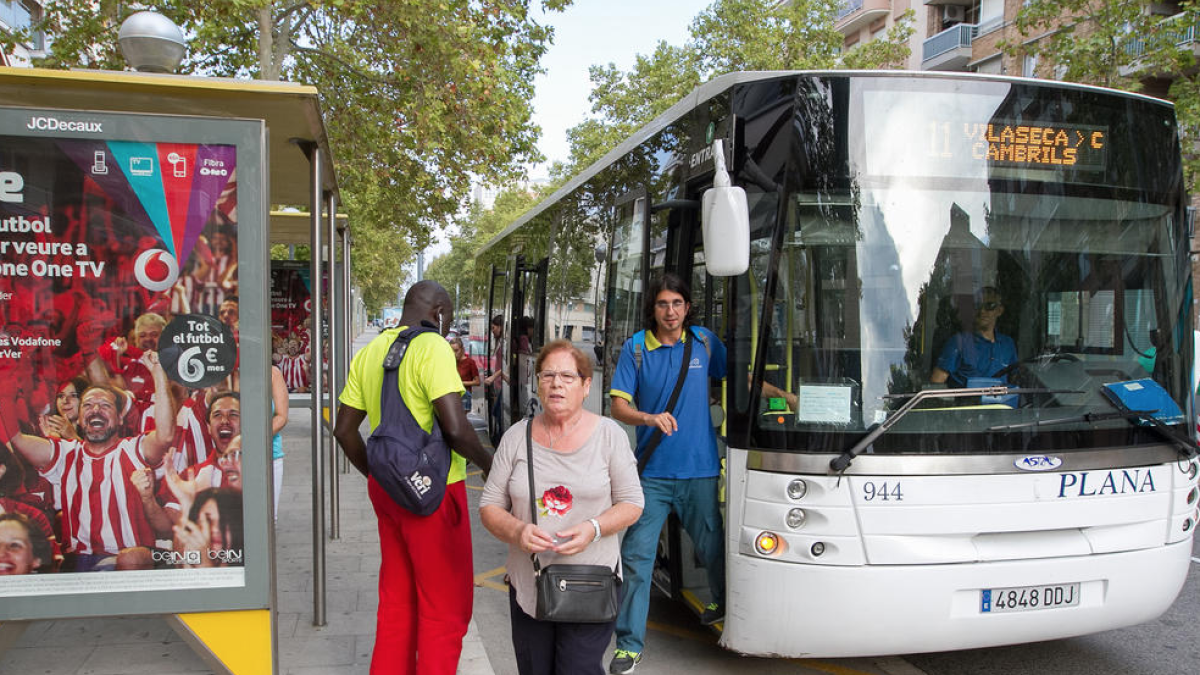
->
xmin=481 ymin=339 xmax=643 ymax=675
xmin=334 ymin=280 xmax=493 ymax=675
xmin=449 ymin=335 xmax=480 ymax=413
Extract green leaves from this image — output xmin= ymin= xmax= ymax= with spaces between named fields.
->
xmin=35 ymin=0 xmax=572 ymax=313
xmin=556 ymin=0 xmax=913 ymax=178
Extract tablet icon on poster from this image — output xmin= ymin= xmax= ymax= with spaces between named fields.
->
xmin=158 ymin=314 xmax=237 ymax=389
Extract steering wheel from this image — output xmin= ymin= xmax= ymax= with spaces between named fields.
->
xmin=991 ymin=351 xmax=1080 ymax=380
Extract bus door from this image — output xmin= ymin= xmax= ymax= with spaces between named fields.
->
xmin=510 ymin=255 xmax=547 ymax=422
xmin=486 ymin=264 xmax=509 ymax=445
xmin=648 ymin=184 xmax=731 ymax=604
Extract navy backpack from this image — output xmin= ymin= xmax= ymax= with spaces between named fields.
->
xmin=366 ymin=326 xmax=452 ymax=516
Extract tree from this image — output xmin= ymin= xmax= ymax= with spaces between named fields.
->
xmin=1002 ymin=0 xmax=1159 ymax=91
xmin=16 ymin=0 xmax=570 ymax=308
xmin=556 ymin=0 xmax=914 ymax=177
xmin=424 ymin=187 xmax=542 ymax=314
xmin=1005 ymin=0 xmax=1200 ymax=186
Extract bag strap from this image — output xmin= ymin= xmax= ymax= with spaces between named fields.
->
xmin=525 ymin=416 xmax=619 ymax=577
xmin=375 ymin=326 xmax=439 ymax=434
xmin=525 ymin=417 xmax=543 ymax=574
xmin=637 ymin=329 xmax=693 ymax=475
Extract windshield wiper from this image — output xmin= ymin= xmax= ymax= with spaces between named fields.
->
xmin=993 ymin=407 xmax=1197 ymax=459
xmin=830 ymin=385 xmax=1013 ymax=474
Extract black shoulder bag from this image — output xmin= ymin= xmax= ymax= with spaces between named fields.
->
xmin=526 ymin=418 xmax=621 ymax=623
xmin=635 ymin=330 xmax=693 ymax=475
xmin=365 ymin=326 xmax=452 ymax=516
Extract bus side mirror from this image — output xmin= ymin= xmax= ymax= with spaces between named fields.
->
xmin=701 ymin=139 xmax=749 ymax=276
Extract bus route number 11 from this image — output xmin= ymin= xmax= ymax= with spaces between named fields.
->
xmin=862 ymin=481 xmax=903 ymax=502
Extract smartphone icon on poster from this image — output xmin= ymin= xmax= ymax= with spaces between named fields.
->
xmin=92 ymin=151 xmax=108 ymax=175
xmin=167 ymin=152 xmax=187 ymax=177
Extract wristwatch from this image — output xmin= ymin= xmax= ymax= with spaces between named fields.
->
xmin=589 ymin=517 xmax=602 ymax=542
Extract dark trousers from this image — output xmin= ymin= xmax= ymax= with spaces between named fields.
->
xmin=509 ymin=586 xmax=614 ymax=675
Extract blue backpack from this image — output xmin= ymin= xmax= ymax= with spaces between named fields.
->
xmin=366 ymin=326 xmax=451 ymax=516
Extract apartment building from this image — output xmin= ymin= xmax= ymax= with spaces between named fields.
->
xmin=0 ymin=0 xmax=44 ymax=67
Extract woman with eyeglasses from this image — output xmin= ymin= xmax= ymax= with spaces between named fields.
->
xmin=480 ymin=339 xmax=644 ymax=675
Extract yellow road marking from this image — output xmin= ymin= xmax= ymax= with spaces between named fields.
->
xmin=473 ymin=566 xmax=879 ymax=675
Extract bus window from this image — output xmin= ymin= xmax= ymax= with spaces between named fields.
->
xmin=603 ymin=194 xmax=647 ymax=413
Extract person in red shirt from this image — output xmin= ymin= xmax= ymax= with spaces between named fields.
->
xmin=2 ymin=351 xmax=176 ymax=572
xmin=449 ymin=336 xmax=480 ymax=413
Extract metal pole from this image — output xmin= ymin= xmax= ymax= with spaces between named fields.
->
xmin=309 ymin=147 xmax=327 ymax=627
xmin=327 ymin=194 xmax=340 ymax=540
xmin=342 ymin=229 xmax=354 ymax=474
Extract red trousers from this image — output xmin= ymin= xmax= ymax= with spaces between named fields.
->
xmin=368 ymin=477 xmax=473 ymax=675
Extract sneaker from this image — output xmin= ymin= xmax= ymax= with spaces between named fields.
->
xmin=608 ymin=649 xmax=642 ymax=674
xmin=700 ymin=602 xmax=724 ymax=626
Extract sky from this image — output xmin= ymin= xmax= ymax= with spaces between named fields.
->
xmin=421 ymin=0 xmax=711 ymax=266
xmin=527 ymin=0 xmax=713 ymax=178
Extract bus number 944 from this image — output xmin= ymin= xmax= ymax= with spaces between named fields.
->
xmin=862 ymin=482 xmax=903 ymax=502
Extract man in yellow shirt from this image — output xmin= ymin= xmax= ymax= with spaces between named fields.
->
xmin=334 ymin=280 xmax=492 ymax=675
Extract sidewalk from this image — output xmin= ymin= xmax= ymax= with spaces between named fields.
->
xmin=0 ymin=328 xmax=496 ymax=675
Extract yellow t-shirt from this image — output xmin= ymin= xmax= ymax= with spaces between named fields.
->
xmin=340 ymin=326 xmax=467 ymax=484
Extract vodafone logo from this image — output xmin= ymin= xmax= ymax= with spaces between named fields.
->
xmin=134 ymin=249 xmax=179 ymax=292
xmin=304 ymin=299 xmax=312 ymax=313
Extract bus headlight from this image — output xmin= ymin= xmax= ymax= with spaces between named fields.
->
xmin=786 ymin=479 xmax=807 ymax=500
xmin=755 ymin=531 xmax=781 ymax=555
xmin=786 ymin=508 xmax=806 ymax=529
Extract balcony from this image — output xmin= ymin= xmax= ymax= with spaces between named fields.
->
xmin=923 ymin=23 xmax=978 ymax=70
xmin=835 ymin=0 xmax=892 ymax=36
xmin=1124 ymin=13 xmax=1200 ymax=59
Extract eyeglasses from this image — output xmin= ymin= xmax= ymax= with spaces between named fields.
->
xmin=536 ymin=370 xmax=582 ymax=385
xmin=217 ymin=450 xmax=243 ymax=465
xmin=980 ymin=301 xmax=1002 ymax=311
xmin=655 ymin=299 xmax=687 ymax=311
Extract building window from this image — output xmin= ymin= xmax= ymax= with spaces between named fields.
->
xmin=0 ymin=0 xmax=43 ymax=50
xmin=1023 ymin=54 xmax=1038 ymax=78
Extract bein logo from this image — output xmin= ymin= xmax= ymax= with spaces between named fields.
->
xmin=208 ymin=549 xmax=244 ymax=564
xmin=152 ymin=549 xmax=202 ymax=565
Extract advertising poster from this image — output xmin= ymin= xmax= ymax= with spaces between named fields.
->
xmin=270 ymin=261 xmax=313 ymax=393
xmin=0 ymin=109 xmax=268 ymax=613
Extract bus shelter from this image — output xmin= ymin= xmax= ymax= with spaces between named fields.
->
xmin=0 ymin=67 xmax=351 ymax=675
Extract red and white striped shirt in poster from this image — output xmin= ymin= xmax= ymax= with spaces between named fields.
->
xmin=39 ymin=436 xmax=158 ymax=556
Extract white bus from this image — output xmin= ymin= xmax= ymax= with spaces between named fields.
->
xmin=476 ymin=71 xmax=1200 ymax=658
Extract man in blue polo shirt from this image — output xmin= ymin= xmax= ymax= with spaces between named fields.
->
xmin=931 ymin=286 xmax=1017 ymax=388
xmin=607 ymin=273 xmax=727 ymax=674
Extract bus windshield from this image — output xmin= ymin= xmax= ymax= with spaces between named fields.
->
xmin=737 ymin=77 xmax=1191 ymax=455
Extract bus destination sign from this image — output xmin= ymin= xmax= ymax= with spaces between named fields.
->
xmin=932 ymin=120 xmax=1108 ymax=171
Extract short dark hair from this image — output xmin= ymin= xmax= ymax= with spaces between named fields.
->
xmin=208 ymin=391 xmax=241 ymax=421
xmin=643 ymin=272 xmax=693 ymax=331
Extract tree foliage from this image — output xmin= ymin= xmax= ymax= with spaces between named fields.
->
xmin=555 ymin=0 xmax=914 ymax=177
xmin=1005 ymin=0 xmax=1200 ymax=187
xmin=15 ymin=0 xmax=569 ymax=310
xmin=424 ymin=187 xmax=542 ymax=315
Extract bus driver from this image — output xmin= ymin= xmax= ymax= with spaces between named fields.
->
xmin=930 ymin=286 xmax=1017 ymax=388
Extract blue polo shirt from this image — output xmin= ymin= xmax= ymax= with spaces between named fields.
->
xmin=936 ymin=331 xmax=1017 ymax=387
xmin=610 ymin=326 xmax=726 ymax=479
